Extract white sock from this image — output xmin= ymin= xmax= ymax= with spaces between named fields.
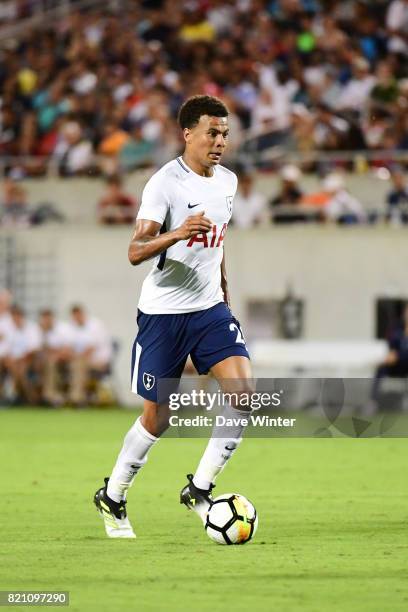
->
xmin=107 ymin=416 xmax=158 ymax=502
xmin=193 ymin=404 xmax=249 ymax=491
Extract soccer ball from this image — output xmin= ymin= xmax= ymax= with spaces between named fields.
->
xmin=205 ymin=493 xmax=258 ymax=545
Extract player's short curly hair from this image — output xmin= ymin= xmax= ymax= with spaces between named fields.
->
xmin=178 ymin=95 xmax=229 ymax=129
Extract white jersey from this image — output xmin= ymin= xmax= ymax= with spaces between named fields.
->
xmin=136 ymin=156 xmax=237 ymax=314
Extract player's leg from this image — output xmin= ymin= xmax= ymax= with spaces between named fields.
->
xmin=181 ymin=304 xmax=252 ymax=521
xmin=181 ymin=357 xmax=253 ymax=520
xmin=192 ymin=354 xmax=253 ymax=485
xmin=106 ymin=399 xmax=170 ymax=503
xmin=94 ymin=399 xmax=170 ymax=539
xmin=107 ymin=316 xmax=185 ymax=500
xmin=181 ymin=358 xmax=253 ymax=521
xmin=94 ymin=310 xmax=188 ymax=538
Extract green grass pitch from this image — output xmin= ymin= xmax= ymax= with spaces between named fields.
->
xmin=0 ymin=408 xmax=407 ymax=612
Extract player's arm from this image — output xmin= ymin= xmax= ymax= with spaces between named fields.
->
xmin=220 ymin=248 xmax=230 ymax=308
xmin=128 ymin=212 xmax=213 ymax=266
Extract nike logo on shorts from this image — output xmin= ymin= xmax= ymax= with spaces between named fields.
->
xmin=188 ymin=203 xmax=203 ymax=209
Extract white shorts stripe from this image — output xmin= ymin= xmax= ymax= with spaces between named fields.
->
xmin=131 ymin=342 xmax=142 ymax=394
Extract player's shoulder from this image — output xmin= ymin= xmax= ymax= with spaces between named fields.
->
xmin=216 ymin=164 xmax=238 ymax=183
xmin=217 ymin=163 xmax=237 ymax=179
xmin=145 ymin=158 xmax=189 ymax=190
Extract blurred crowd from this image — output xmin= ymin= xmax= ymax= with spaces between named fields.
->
xmin=1 ymin=0 xmax=408 ymax=178
xmin=2 ymin=164 xmax=408 ymax=227
xmin=232 ymin=164 xmax=408 ymax=225
xmin=0 ymin=289 xmax=114 ymax=406
xmin=0 ymin=171 xmax=139 ymax=226
xmin=0 ymin=1 xmax=75 ymax=22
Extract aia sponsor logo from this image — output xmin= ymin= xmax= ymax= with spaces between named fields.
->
xmin=187 ymin=223 xmax=227 ymax=248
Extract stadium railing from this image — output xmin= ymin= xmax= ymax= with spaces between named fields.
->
xmin=1 ymin=150 xmax=407 ymax=180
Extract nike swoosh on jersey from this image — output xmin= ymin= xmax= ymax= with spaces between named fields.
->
xmin=188 ymin=203 xmax=203 ymax=209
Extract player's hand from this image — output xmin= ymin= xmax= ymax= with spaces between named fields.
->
xmin=222 ymin=286 xmax=231 ymax=309
xmin=176 ymin=211 xmax=213 ymax=240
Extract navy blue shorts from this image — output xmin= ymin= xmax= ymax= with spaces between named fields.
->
xmin=131 ymin=302 xmax=250 ymax=402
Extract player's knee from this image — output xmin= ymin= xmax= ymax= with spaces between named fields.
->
xmin=141 ymin=402 xmax=170 ymax=437
xmin=222 ymin=380 xmax=255 ymax=411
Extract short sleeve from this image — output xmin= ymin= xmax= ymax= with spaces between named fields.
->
xmin=136 ymin=172 xmax=169 ymax=225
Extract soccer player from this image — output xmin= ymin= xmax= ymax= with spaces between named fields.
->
xmin=94 ymin=95 xmax=253 ymax=538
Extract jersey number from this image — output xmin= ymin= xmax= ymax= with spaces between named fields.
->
xmin=230 ymin=323 xmax=245 ymax=344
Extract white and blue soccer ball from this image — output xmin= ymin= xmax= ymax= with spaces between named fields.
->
xmin=205 ymin=493 xmax=258 ymax=545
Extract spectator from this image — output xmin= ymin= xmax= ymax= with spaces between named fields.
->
xmin=0 ymin=289 xmax=14 ymax=399
xmin=335 ymin=57 xmax=377 ymax=113
xmin=178 ymin=5 xmax=216 ymax=43
xmin=0 ymin=2 xmax=407 ymax=176
xmin=270 ymin=165 xmax=314 ymax=224
xmin=65 ymin=305 xmax=113 ymax=405
xmin=322 ymin=173 xmax=367 ymax=224
xmin=271 ymin=165 xmax=303 ymax=206
xmin=97 ymin=175 xmax=138 ymax=225
xmin=38 ymin=309 xmax=71 ymax=406
xmin=1 ymin=175 xmax=31 ymax=227
xmin=371 ymin=62 xmax=400 ymax=107
xmin=0 ymin=1 xmax=18 ymax=23
xmin=386 ymin=168 xmax=408 ymax=224
xmin=8 ymin=305 xmax=42 ymax=404
xmin=119 ymin=124 xmax=155 ymax=172
xmin=315 ymin=15 xmax=347 ymax=52
xmin=386 ymin=0 xmax=408 ymax=55
xmin=0 ymin=106 xmax=20 ymax=156
xmin=368 ymin=303 xmax=408 ymax=413
xmin=33 ymin=81 xmax=70 ymax=135
xmin=312 ymin=104 xmax=350 ymax=151
xmin=53 ymin=121 xmax=94 ymax=176
xmin=287 ymin=105 xmax=315 ymax=152
xmin=232 ymin=172 xmax=268 ymax=228
xmin=362 ymin=108 xmax=393 ymax=150
xmin=98 ymin=122 xmax=131 ymax=158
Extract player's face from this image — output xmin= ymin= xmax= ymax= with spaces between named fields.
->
xmin=184 ymin=115 xmax=229 ymax=168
